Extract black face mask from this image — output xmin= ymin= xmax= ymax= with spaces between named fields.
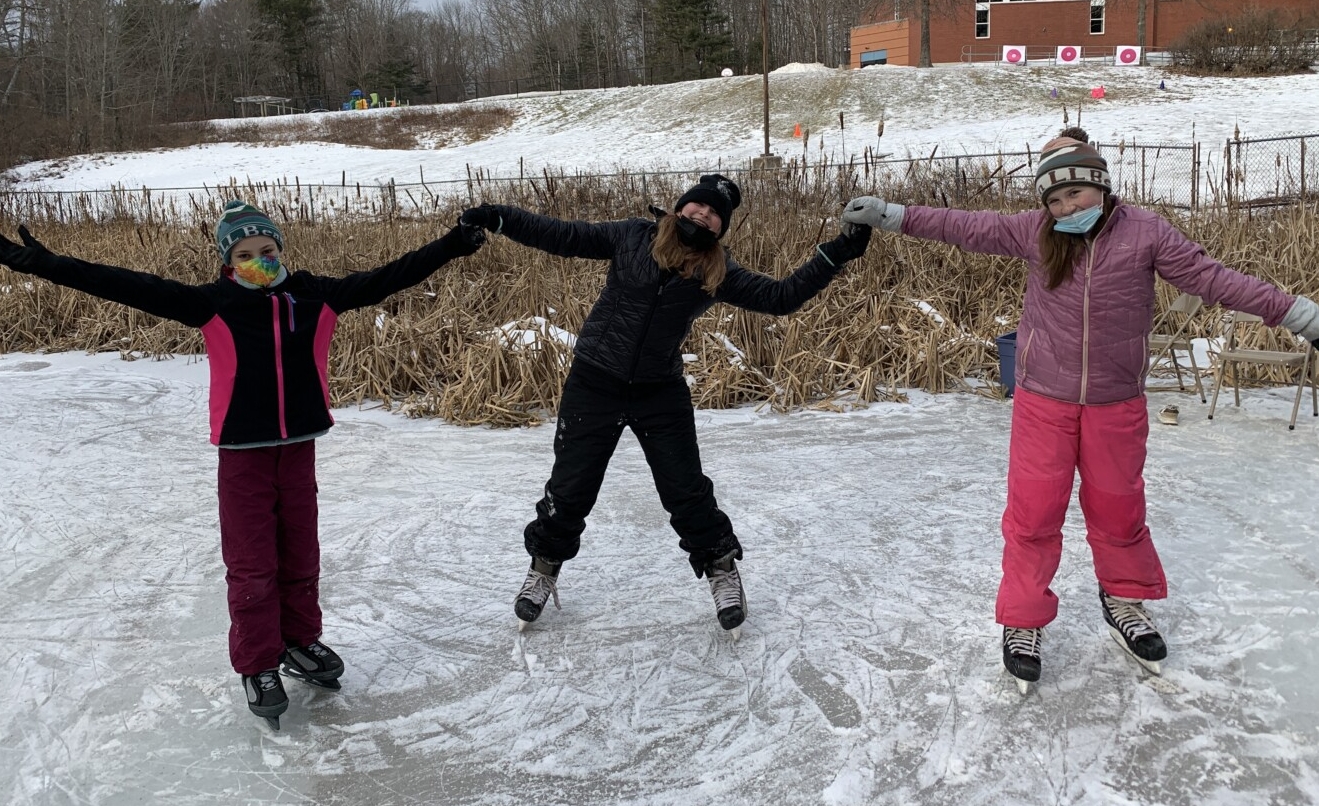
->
xmin=675 ymin=216 xmax=719 ymax=251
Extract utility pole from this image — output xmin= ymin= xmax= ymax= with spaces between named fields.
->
xmin=752 ymin=0 xmax=782 ymax=170
xmin=761 ymin=0 xmax=770 ymax=157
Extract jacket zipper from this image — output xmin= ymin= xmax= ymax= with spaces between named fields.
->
xmin=1077 ymin=209 xmax=1119 ymax=405
xmin=271 ymin=295 xmax=289 ymax=439
xmin=1080 ymin=241 xmax=1095 ymax=405
xmin=627 ymin=280 xmax=665 ymax=382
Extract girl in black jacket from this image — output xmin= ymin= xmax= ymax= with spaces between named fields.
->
xmin=460 ymin=174 xmax=870 ymax=638
xmin=0 ymin=201 xmax=484 ymax=728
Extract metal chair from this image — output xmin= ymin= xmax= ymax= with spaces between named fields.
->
xmin=1207 ymin=312 xmax=1318 ymax=430
xmin=1146 ymin=293 xmax=1206 ymax=403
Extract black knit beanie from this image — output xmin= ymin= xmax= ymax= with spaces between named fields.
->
xmin=674 ymin=174 xmax=742 ymax=238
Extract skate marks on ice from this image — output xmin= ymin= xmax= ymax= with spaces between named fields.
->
xmin=3 ymin=357 xmax=1319 ymax=804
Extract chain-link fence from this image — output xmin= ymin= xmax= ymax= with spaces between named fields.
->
xmin=2 ymin=133 xmax=1316 ymax=221
xmin=1220 ymin=132 xmax=1319 ymax=207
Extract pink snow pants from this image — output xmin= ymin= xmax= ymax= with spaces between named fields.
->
xmin=996 ymin=388 xmax=1167 ymax=628
xmin=217 ymin=441 xmax=322 ymax=675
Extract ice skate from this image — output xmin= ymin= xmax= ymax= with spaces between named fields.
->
xmin=1002 ymin=626 xmax=1043 ymax=695
xmin=243 ymin=668 xmax=288 ymax=730
xmin=1100 ymin=588 xmax=1167 ymax=675
xmin=705 ymin=555 xmax=747 ymax=640
xmin=280 ymin=640 xmax=345 ymax=691
xmin=1158 ymin=405 xmax=1179 ymax=426
xmin=515 ymin=556 xmax=561 ymax=631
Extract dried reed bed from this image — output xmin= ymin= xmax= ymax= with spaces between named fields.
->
xmin=2 ymin=163 xmax=1316 ymax=426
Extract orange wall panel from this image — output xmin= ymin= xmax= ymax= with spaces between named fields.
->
xmin=850 ymin=20 xmax=913 ymax=68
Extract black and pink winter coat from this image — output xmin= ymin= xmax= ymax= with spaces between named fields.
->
xmin=11 ymin=227 xmax=473 ymax=445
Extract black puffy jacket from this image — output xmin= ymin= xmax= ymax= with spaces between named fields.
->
xmin=489 ymin=205 xmax=847 ymax=382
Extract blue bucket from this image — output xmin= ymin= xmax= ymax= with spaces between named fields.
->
xmin=995 ymin=332 xmax=1017 ymax=398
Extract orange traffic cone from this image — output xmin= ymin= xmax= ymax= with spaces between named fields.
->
xmin=793 ymin=123 xmax=802 ymax=138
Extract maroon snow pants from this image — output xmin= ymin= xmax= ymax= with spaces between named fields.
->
xmin=217 ymin=441 xmax=322 ymax=675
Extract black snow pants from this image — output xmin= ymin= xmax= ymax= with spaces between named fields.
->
xmin=523 ymin=359 xmax=742 ymax=577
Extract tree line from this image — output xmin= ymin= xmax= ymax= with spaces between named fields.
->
xmin=0 ymin=0 xmax=872 ymax=167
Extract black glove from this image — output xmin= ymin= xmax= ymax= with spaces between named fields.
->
xmin=817 ymin=224 xmax=872 ymax=266
xmin=439 ymin=222 xmax=486 ymax=257
xmin=459 ymin=204 xmax=503 ymax=234
xmin=0 ymin=225 xmax=53 ymax=272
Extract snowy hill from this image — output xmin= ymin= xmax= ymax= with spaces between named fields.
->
xmin=5 ymin=62 xmax=1319 ymax=192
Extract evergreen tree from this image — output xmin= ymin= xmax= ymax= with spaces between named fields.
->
xmin=649 ymin=0 xmax=733 ymax=82
xmin=255 ymin=0 xmax=325 ymax=97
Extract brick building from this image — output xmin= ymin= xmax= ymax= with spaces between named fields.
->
xmin=850 ymin=0 xmax=1317 ymax=68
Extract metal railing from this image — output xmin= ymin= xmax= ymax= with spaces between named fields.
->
xmin=958 ymin=45 xmax=1172 ymax=66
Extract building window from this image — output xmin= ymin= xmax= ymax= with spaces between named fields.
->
xmin=976 ymin=3 xmax=989 ymax=39
xmin=861 ymin=50 xmax=889 ymax=67
xmin=1091 ymin=1 xmax=1105 ymax=35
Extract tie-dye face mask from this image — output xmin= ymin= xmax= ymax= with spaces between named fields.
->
xmin=232 ymin=254 xmax=284 ymax=288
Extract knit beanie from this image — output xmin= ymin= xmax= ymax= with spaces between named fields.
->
xmin=215 ymin=200 xmax=284 ymax=264
xmin=674 ymin=174 xmax=742 ymax=237
xmin=1035 ymin=138 xmax=1111 ymax=202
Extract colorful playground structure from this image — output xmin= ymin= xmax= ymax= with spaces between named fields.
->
xmin=342 ymin=89 xmax=408 ymax=110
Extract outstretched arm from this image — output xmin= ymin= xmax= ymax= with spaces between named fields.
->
xmin=320 ymin=222 xmax=484 ymax=313
xmin=0 ymin=226 xmax=215 ymax=327
xmin=716 ymin=226 xmax=870 ymax=315
xmin=1151 ymin=219 xmax=1318 ymax=344
xmin=461 ymin=203 xmax=632 ymax=260
xmin=843 ymin=195 xmax=1040 ymax=261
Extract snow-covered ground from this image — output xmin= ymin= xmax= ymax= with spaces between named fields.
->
xmin=3 ymin=351 xmax=1318 ymax=805
xmin=4 ymin=57 xmax=1319 ymax=805
xmin=4 ymin=63 xmax=1318 ymax=196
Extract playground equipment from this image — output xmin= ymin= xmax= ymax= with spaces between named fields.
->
xmin=340 ymin=89 xmax=408 ymax=110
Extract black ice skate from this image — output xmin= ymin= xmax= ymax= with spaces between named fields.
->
xmin=280 ymin=640 xmax=345 ymax=691
xmin=705 ymin=554 xmax=747 ymax=640
xmin=515 ymin=556 xmax=561 ymax=631
xmin=1002 ymin=626 xmax=1043 ymax=695
xmin=243 ymin=668 xmax=289 ymax=730
xmin=1099 ymin=588 xmax=1167 ymax=675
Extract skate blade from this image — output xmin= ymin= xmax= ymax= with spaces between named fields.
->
xmin=1016 ymin=677 xmax=1032 ymax=696
xmin=300 ymin=677 xmax=342 ymax=691
xmin=264 ymin=715 xmax=281 ymax=731
xmin=1107 ymin=626 xmax=1164 ymax=676
xmin=281 ymin=666 xmax=344 ymax=690
xmin=727 ymin=626 xmax=742 ymax=642
xmin=518 ymin=618 xmax=532 ymax=632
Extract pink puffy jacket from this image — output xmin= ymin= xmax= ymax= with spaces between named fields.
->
xmin=902 ymin=200 xmax=1295 ymax=405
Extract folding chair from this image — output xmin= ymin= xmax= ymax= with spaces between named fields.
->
xmin=1207 ymin=311 xmax=1319 ymax=430
xmin=1146 ymin=293 xmax=1206 ymax=403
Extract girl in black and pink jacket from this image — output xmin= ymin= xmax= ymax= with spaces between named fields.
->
xmin=0 ymin=201 xmax=484 ymax=728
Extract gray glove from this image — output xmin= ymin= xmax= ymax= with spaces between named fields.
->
xmin=1281 ymin=296 xmax=1319 ymax=347
xmin=842 ymin=196 xmax=905 ymax=233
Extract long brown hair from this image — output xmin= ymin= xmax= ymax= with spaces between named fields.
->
xmin=1036 ymin=193 xmax=1116 ymax=289
xmin=651 ymin=214 xmax=727 ymax=294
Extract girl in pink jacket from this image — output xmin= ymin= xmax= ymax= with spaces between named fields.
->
xmin=842 ymin=131 xmax=1319 ymax=693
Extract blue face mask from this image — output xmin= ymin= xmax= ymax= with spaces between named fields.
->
xmin=1053 ymin=205 xmax=1103 ymax=234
